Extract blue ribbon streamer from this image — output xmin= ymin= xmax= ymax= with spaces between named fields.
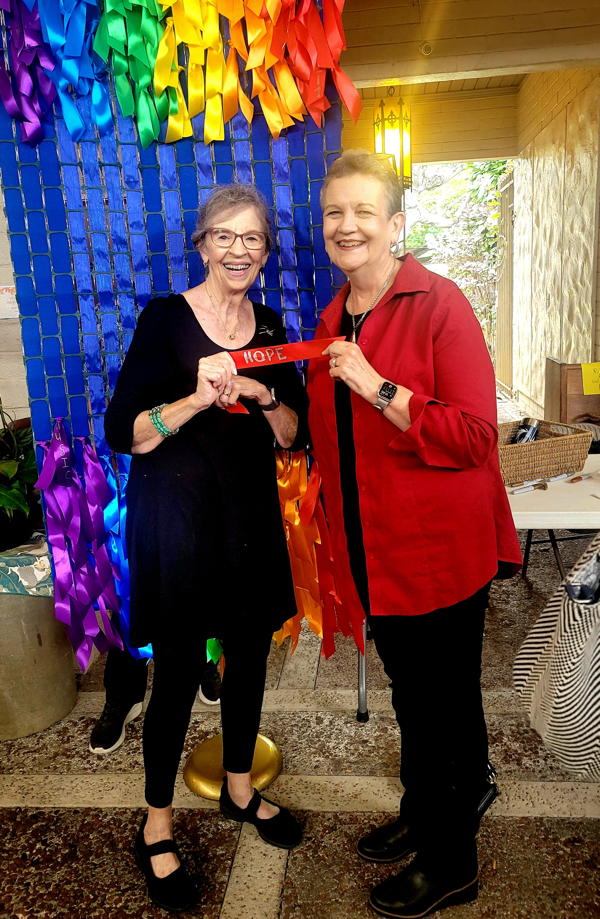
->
xmin=101 ymin=453 xmax=152 ymax=660
xmin=36 ymin=0 xmax=112 ymax=141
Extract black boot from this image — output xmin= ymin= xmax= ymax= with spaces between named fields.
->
xmin=369 ymin=857 xmax=478 ymax=919
xmin=359 ymin=761 xmax=500 ymax=864
xmin=357 ymin=818 xmax=416 ymax=863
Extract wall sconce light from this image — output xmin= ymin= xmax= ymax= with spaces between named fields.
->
xmin=373 ymin=87 xmax=412 ymax=191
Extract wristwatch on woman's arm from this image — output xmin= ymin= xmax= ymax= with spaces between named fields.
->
xmin=373 ymin=381 xmax=398 ymax=411
xmin=261 ymin=387 xmax=280 ymax=412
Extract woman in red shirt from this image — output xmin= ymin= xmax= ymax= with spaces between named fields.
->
xmin=307 ymin=151 xmax=521 ymax=919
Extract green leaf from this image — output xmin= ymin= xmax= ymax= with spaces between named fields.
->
xmin=20 ymin=451 xmax=39 ymax=484
xmin=0 ymin=459 xmax=18 ymax=480
xmin=0 ymin=484 xmax=29 ymax=515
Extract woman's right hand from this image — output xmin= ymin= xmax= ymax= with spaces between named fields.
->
xmin=192 ymin=351 xmax=237 ymax=410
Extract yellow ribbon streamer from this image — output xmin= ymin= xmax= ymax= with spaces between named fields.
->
xmin=273 ymin=60 xmax=306 ymax=119
xmin=204 ymin=46 xmax=225 ymax=141
xmin=153 ymin=16 xmax=176 ymax=97
xmin=188 ymin=45 xmax=206 ymax=118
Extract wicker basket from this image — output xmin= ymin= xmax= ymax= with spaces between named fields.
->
xmin=498 ymin=420 xmax=592 ymax=486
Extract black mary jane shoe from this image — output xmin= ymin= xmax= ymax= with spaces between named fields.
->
xmin=369 ymin=860 xmax=478 ymax=919
xmin=357 ymin=818 xmax=417 ymax=863
xmin=134 ymin=818 xmax=199 ymax=913
xmin=219 ymin=779 xmax=302 ymax=849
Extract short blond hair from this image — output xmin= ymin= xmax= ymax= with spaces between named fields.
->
xmin=321 ymin=150 xmax=404 ymax=218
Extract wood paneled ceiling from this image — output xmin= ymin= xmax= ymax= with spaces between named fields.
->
xmin=341 ymin=0 xmax=600 ymax=86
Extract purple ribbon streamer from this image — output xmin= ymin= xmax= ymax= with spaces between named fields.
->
xmin=35 ymin=421 xmax=122 ymax=670
xmin=0 ymin=0 xmax=56 ymax=144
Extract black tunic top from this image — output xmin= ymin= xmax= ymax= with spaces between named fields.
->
xmin=104 ymin=294 xmax=308 ymax=646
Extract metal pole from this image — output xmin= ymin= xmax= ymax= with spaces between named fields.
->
xmin=547 ymin=529 xmax=566 ymax=579
xmin=356 ymin=619 xmax=369 ymax=722
xmin=521 ymin=528 xmax=533 ymax=577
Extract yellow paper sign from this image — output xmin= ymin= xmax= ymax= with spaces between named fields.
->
xmin=581 ymin=362 xmax=600 ymax=395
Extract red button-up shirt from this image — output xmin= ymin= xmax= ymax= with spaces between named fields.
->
xmin=307 ymin=254 xmax=522 ymax=619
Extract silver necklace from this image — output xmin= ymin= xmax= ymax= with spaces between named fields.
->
xmin=204 ymin=283 xmax=242 ymax=340
xmin=348 ymin=265 xmax=396 ymax=343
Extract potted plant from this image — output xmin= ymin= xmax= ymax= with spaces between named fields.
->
xmin=0 ymin=398 xmax=42 ymax=552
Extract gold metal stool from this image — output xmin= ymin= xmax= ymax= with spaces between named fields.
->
xmin=183 ymin=733 xmax=283 ymax=800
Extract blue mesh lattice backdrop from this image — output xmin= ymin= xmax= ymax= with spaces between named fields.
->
xmin=0 ymin=85 xmax=343 ymax=454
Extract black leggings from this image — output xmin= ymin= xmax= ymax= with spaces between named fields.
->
xmin=368 ymin=584 xmax=491 ymax=872
xmin=143 ymin=621 xmax=273 ymax=809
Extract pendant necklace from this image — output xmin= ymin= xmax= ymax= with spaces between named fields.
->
xmin=204 ymin=283 xmax=241 ymax=340
xmin=349 ymin=265 xmax=396 ymax=343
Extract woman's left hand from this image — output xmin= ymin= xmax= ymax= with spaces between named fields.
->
xmin=323 ymin=341 xmax=383 ymax=402
xmin=218 ymin=375 xmax=272 ymax=408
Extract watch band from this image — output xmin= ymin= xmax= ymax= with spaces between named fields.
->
xmin=261 ymin=388 xmax=280 ymax=412
xmin=373 ymin=381 xmax=398 ymax=411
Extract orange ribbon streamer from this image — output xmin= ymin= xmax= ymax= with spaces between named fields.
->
xmin=273 ymin=452 xmax=325 ymax=651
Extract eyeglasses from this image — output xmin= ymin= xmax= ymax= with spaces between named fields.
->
xmin=204 ymin=227 xmax=267 ymax=250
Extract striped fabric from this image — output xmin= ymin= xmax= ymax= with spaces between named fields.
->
xmin=513 ymin=533 xmax=600 ymax=780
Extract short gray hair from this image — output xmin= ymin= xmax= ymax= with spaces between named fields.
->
xmin=191 ymin=184 xmax=274 ymax=252
xmin=321 ymin=150 xmax=404 ymax=218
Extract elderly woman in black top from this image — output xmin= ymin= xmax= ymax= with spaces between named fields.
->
xmin=105 ymin=184 xmax=305 ymax=913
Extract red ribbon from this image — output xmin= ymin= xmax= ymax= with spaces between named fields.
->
xmin=298 ymin=459 xmax=364 ymax=657
xmin=224 ymin=336 xmax=343 ymax=415
xmin=231 ymin=336 xmax=343 ymax=369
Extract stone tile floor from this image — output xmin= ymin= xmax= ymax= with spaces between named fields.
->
xmin=1 ymin=394 xmax=599 ymax=919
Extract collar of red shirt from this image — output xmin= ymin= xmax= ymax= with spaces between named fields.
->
xmin=319 ymin=253 xmax=432 ymax=335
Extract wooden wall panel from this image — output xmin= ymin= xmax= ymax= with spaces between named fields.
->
xmin=561 ymin=76 xmax=600 ymax=364
xmin=343 ymin=91 xmax=519 ymax=163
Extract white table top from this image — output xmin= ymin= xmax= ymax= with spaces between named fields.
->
xmin=507 ymin=455 xmax=600 ymax=529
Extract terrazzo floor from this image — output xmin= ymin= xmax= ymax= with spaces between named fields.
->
xmin=1 ymin=396 xmax=599 ymax=919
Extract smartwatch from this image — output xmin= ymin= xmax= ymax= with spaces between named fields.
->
xmin=373 ymin=380 xmax=398 ymax=411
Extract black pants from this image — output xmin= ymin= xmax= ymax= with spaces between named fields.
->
xmin=103 ymin=646 xmax=149 ymax=704
xmin=368 ymin=584 xmax=491 ymax=874
xmin=143 ymin=621 xmax=273 ymax=809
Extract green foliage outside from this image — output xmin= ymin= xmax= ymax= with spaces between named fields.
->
xmin=405 ymin=159 xmax=513 ymax=360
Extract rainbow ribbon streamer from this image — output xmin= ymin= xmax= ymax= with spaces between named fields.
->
xmin=1 ymin=0 xmax=360 ymax=146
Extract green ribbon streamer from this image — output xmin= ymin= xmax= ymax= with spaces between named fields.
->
xmin=94 ymin=0 xmax=168 ymax=146
xmin=206 ymin=638 xmax=223 ymax=665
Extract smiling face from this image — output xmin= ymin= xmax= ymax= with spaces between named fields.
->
xmin=198 ymin=205 xmax=269 ymax=295
xmin=322 ymin=174 xmax=405 ymax=280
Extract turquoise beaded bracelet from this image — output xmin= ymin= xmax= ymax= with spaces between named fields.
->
xmin=149 ymin=403 xmax=179 ymax=437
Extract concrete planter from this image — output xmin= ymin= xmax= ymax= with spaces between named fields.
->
xmin=0 ymin=593 xmax=77 ymax=739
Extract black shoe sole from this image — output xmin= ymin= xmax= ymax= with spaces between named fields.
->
xmin=369 ymin=877 xmax=478 ymax=918
xmin=356 ymin=841 xmax=416 ymax=864
xmin=89 ymin=701 xmax=144 ymax=755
